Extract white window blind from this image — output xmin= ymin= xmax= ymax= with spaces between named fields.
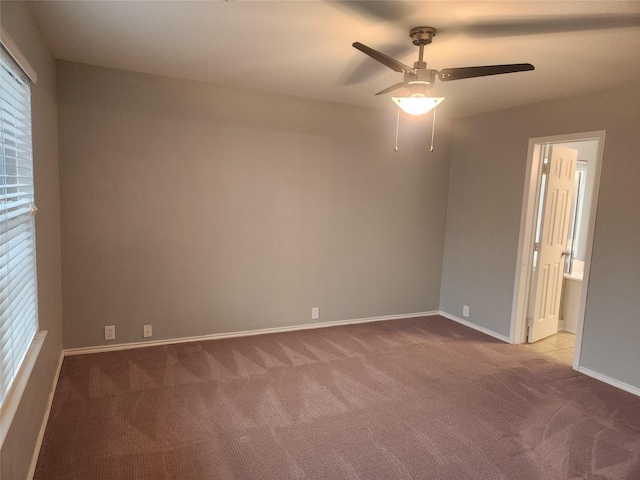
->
xmin=0 ymin=45 xmax=38 ymax=409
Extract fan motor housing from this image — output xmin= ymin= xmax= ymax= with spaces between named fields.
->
xmin=405 ymin=68 xmax=437 ymax=87
xmin=410 ymin=26 xmax=436 ymax=45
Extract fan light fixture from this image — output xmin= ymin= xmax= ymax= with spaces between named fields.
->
xmin=392 ymin=95 xmax=444 ymax=115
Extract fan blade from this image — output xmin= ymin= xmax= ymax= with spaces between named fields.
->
xmin=333 ymin=1 xmax=414 ymax=22
xmin=439 ymin=64 xmax=534 ymax=81
xmin=461 ymin=14 xmax=640 ymax=38
xmin=375 ymin=82 xmax=406 ymax=96
xmin=342 ymin=44 xmax=414 ymax=85
xmin=352 ymin=42 xmax=416 ymax=74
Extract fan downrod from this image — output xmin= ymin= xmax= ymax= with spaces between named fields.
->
xmin=410 ymin=26 xmax=436 ymax=45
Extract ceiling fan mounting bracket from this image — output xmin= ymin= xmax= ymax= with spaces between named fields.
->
xmin=410 ymin=26 xmax=436 ymax=46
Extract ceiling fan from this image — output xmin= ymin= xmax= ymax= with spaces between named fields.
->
xmin=353 ymin=26 xmax=534 ymax=115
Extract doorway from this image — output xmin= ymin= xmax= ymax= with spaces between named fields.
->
xmin=510 ymin=131 xmax=605 ymax=370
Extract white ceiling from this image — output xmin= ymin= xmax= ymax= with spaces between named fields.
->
xmin=28 ymin=1 xmax=640 ymax=118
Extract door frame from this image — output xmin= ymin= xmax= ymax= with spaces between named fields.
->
xmin=509 ymin=131 xmax=606 ymax=370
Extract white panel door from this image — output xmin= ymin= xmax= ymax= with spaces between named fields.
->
xmin=528 ymin=145 xmax=577 ymax=343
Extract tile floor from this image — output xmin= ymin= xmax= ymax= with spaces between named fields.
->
xmin=523 ymin=331 xmax=576 ymax=366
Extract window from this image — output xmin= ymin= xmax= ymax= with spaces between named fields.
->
xmin=0 ymin=43 xmax=38 ymax=411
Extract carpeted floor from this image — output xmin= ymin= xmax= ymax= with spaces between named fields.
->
xmin=35 ymin=316 xmax=640 ymax=479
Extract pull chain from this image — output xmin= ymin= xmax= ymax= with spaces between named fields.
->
xmin=394 ymin=106 xmax=400 ymax=152
xmin=430 ymin=106 xmax=437 ymax=153
xmin=393 ymin=106 xmax=437 ymax=153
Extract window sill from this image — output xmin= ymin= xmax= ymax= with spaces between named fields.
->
xmin=0 ymin=330 xmax=47 ymax=448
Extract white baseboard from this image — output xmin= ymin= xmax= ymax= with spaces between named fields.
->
xmin=27 ymin=350 xmax=64 ymax=480
xmin=438 ymin=311 xmax=511 ymax=343
xmin=578 ymin=367 xmax=640 ymax=397
xmin=438 ymin=312 xmax=639 ymax=398
xmin=64 ymin=311 xmax=440 ymax=356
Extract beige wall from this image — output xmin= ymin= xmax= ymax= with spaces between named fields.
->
xmin=56 ymin=61 xmax=453 ymax=349
xmin=0 ymin=2 xmax=63 ymax=479
xmin=440 ymin=85 xmax=640 ymax=389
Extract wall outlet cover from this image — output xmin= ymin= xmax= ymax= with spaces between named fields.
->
xmin=143 ymin=324 xmax=152 ymax=338
xmin=104 ymin=325 xmax=115 ymax=340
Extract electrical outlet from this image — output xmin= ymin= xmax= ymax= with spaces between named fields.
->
xmin=143 ymin=324 xmax=152 ymax=338
xmin=142 ymin=325 xmax=153 ymax=338
xmin=463 ymin=305 xmax=469 ymax=318
xmin=311 ymin=307 xmax=319 ymax=320
xmin=104 ymin=325 xmax=115 ymax=341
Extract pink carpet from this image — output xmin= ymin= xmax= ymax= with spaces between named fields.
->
xmin=35 ymin=316 xmax=640 ymax=479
